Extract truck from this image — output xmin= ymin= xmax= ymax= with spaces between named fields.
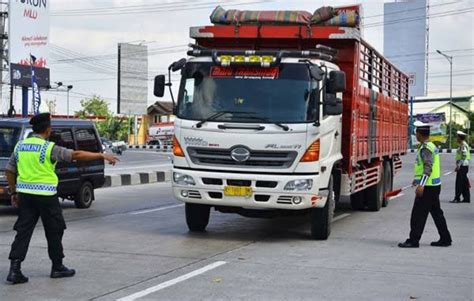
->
xmin=153 ymin=5 xmax=408 ymax=239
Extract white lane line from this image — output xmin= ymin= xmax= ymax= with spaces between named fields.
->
xmin=117 ymin=261 xmax=227 ymax=301
xmin=130 ymin=204 xmax=184 ymax=215
xmin=389 ymin=193 xmax=405 ymax=201
xmin=332 ymin=213 xmax=351 ymax=223
xmin=443 ymin=171 xmax=455 ymax=176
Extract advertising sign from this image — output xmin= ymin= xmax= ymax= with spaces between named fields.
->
xmin=117 ymin=43 xmax=148 ymax=115
xmin=416 ymin=113 xmax=447 ymax=143
xmin=9 ymin=0 xmax=50 ymax=87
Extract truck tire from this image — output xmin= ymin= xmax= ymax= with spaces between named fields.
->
xmin=350 ymin=191 xmax=365 ymax=210
xmin=310 ymin=175 xmax=335 ymax=240
xmin=185 ymin=203 xmax=211 ymax=232
xmin=365 ymin=166 xmax=384 ymax=212
xmin=382 ymin=162 xmax=392 ymax=207
xmin=74 ymin=181 xmax=94 ymax=209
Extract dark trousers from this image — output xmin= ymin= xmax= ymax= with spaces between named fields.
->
xmin=455 ymin=166 xmax=470 ymax=202
xmin=9 ymin=193 xmax=66 ymax=263
xmin=409 ymin=185 xmax=451 ymax=243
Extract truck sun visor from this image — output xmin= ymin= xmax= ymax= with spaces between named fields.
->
xmin=210 ymin=66 xmax=280 ymax=80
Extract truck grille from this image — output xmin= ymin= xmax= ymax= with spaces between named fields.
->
xmin=188 ymin=147 xmax=297 ymax=168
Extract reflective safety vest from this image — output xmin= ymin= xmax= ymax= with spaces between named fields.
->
xmin=414 ymin=141 xmax=441 ymax=186
xmin=14 ymin=137 xmax=58 ymax=196
xmin=455 ymin=141 xmax=471 ymax=162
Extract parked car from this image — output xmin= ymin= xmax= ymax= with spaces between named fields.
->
xmin=0 ymin=118 xmax=105 ymax=208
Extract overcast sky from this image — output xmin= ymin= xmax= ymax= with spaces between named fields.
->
xmin=3 ymin=0 xmax=473 ymax=115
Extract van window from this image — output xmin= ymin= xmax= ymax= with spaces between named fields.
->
xmin=50 ymin=128 xmax=75 ymax=150
xmin=0 ymin=127 xmax=21 ymax=158
xmin=75 ymin=128 xmax=99 ymax=152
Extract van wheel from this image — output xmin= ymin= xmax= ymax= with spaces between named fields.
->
xmin=365 ymin=166 xmax=384 ymax=212
xmin=186 ymin=203 xmax=210 ymax=232
xmin=310 ymin=175 xmax=335 ymax=240
xmin=382 ymin=162 xmax=392 ymax=207
xmin=350 ymin=191 xmax=365 ymax=210
xmin=74 ymin=182 xmax=94 ymax=209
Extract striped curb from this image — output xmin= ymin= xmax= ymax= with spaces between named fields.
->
xmin=127 ymin=145 xmax=172 ymax=150
xmin=102 ymin=170 xmax=171 ymax=188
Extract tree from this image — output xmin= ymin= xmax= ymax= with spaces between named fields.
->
xmin=75 ymin=95 xmax=109 ymax=118
xmin=76 ymin=95 xmax=130 ymax=141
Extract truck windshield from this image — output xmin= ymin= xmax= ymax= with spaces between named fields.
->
xmin=177 ymin=62 xmax=318 ymax=123
xmin=0 ymin=127 xmax=21 ymax=158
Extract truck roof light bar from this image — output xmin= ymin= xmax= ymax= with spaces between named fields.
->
xmin=186 ymin=49 xmax=336 ymax=67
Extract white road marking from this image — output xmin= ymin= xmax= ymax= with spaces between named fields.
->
xmin=117 ymin=261 xmax=227 ymax=301
xmin=130 ymin=204 xmax=184 ymax=215
xmin=389 ymin=193 xmax=405 ymax=201
xmin=332 ymin=213 xmax=350 ymax=223
xmin=443 ymin=171 xmax=455 ymax=176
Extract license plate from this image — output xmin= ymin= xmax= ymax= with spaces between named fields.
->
xmin=224 ymin=186 xmax=252 ymax=197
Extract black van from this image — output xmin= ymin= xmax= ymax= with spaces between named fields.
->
xmin=0 ymin=118 xmax=105 ymax=208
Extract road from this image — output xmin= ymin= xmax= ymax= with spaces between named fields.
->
xmin=0 ymin=153 xmax=472 ymax=300
xmin=104 ymin=150 xmax=172 ymax=175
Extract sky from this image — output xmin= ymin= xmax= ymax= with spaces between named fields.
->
xmin=2 ymin=0 xmax=473 ymax=116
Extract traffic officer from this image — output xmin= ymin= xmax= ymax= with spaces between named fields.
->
xmin=451 ymin=130 xmax=470 ymax=203
xmin=399 ymin=122 xmax=452 ymax=248
xmin=5 ymin=113 xmax=119 ymax=285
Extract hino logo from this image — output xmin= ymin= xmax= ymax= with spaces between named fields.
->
xmin=230 ymin=147 xmax=251 ymax=162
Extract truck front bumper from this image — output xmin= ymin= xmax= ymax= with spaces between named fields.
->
xmin=172 ymin=168 xmax=327 ymax=210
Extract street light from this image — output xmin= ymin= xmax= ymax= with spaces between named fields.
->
xmin=436 ymin=50 xmax=453 ymax=149
xmin=66 ymin=85 xmax=73 ymax=119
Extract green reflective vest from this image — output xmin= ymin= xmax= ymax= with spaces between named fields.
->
xmin=414 ymin=141 xmax=441 ymax=186
xmin=455 ymin=141 xmax=471 ymax=162
xmin=14 ymin=137 xmax=58 ymax=196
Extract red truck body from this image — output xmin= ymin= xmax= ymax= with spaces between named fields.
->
xmin=191 ymin=24 xmax=409 ymax=182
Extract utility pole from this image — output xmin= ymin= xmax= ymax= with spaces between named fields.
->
xmin=436 ymin=50 xmax=453 ymax=149
xmin=0 ymin=8 xmax=7 ymax=113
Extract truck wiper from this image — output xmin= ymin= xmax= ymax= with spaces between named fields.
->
xmin=195 ymin=111 xmax=247 ymax=128
xmin=236 ymin=115 xmax=290 ymax=131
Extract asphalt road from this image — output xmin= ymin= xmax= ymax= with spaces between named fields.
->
xmin=104 ymin=150 xmax=172 ymax=175
xmin=0 ymin=153 xmax=472 ymax=300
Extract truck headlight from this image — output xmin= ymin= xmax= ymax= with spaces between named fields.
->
xmin=284 ymin=179 xmax=313 ymax=191
xmin=173 ymin=172 xmax=195 ymax=186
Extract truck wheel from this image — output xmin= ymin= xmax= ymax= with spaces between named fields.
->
xmin=382 ymin=162 xmax=392 ymax=207
xmin=74 ymin=182 xmax=94 ymax=209
xmin=185 ymin=203 xmax=211 ymax=232
xmin=365 ymin=166 xmax=384 ymax=212
xmin=350 ymin=191 xmax=365 ymax=210
xmin=310 ymin=175 xmax=335 ymax=240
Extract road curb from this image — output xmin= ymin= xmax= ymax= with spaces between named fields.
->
xmin=127 ymin=145 xmax=172 ymax=151
xmin=103 ymin=170 xmax=171 ymax=188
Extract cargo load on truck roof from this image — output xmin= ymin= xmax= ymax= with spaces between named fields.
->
xmin=210 ymin=5 xmax=361 ymax=27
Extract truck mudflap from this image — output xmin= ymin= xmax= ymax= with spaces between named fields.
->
xmin=172 ymin=168 xmax=329 ymax=210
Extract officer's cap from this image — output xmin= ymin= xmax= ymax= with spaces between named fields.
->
xmin=29 ymin=113 xmax=51 ymax=127
xmin=456 ymin=130 xmax=467 ymax=137
xmin=414 ymin=121 xmax=430 ymax=135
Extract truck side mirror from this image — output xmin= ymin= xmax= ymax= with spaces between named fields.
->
xmin=170 ymin=58 xmax=187 ymax=72
xmin=154 ymin=75 xmax=166 ymax=97
xmin=326 ymin=70 xmax=346 ymax=94
xmin=324 ymin=94 xmax=343 ymax=116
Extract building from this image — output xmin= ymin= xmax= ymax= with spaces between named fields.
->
xmin=147 ymin=101 xmax=174 ymax=125
xmin=413 ymin=95 xmax=473 ymax=127
xmin=384 ymin=0 xmax=427 ymax=97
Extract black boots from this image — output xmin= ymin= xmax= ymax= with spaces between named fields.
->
xmin=431 ymin=240 xmax=452 ymax=247
xmin=6 ymin=259 xmax=29 ymax=285
xmin=398 ymin=240 xmax=419 ymax=248
xmin=50 ymin=263 xmax=76 ymax=279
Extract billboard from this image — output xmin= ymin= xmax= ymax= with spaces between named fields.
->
xmin=117 ymin=43 xmax=148 ymax=115
xmin=384 ymin=0 xmax=426 ymax=97
xmin=9 ymin=0 xmax=50 ymax=87
xmin=416 ymin=113 xmax=447 ymax=143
